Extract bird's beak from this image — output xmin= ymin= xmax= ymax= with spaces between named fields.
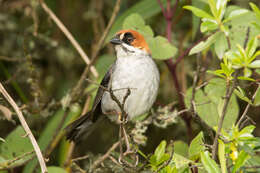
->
xmin=110 ymin=36 xmax=122 ymax=45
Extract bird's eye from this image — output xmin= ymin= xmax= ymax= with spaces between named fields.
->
xmin=122 ymin=32 xmax=135 ymax=45
xmin=127 ymin=38 xmax=133 ymax=43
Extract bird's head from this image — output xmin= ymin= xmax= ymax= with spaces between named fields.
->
xmin=110 ymin=29 xmax=150 ymax=57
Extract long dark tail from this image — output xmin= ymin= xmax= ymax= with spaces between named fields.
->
xmin=65 ymin=112 xmax=95 ymax=142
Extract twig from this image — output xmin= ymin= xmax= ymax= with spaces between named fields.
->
xmin=0 ymin=83 xmax=48 ymax=173
xmin=69 ymin=0 xmax=122 ymax=101
xmin=39 ymin=0 xmax=98 ymax=78
xmin=0 ymin=56 xmax=25 ymax=62
xmin=236 ymin=84 xmax=260 ymax=128
xmin=71 ymin=154 xmax=89 ymax=162
xmin=71 ymin=162 xmax=86 ymax=173
xmin=91 ymin=0 xmax=121 ymax=61
xmin=91 ymin=141 xmax=120 ymax=170
xmin=244 ymin=27 xmax=250 ymax=49
xmin=0 ymin=151 xmax=34 ymax=170
xmin=212 ymin=72 xmax=238 ymax=160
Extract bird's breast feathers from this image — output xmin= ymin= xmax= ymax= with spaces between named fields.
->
xmin=101 ymin=55 xmax=159 ymax=121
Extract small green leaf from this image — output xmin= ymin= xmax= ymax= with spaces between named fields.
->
xmin=243 ymin=68 xmax=252 ymax=77
xmin=246 ymin=37 xmax=259 ymax=58
xmin=232 ymin=151 xmax=250 ymax=173
xmin=215 ymin=32 xmax=228 ymax=59
xmin=248 ymin=60 xmax=260 ymax=68
xmin=189 ymin=32 xmax=220 ymax=55
xmin=218 ymin=139 xmax=227 ymax=173
xmin=200 ymin=20 xmax=218 ymax=32
xmin=47 ymin=166 xmax=67 ymax=173
xmin=201 ymin=151 xmax=221 ymax=173
xmin=237 ymin=76 xmax=256 ymax=81
xmin=148 ymin=36 xmax=177 ymax=60
xmin=154 ymin=140 xmax=167 ymax=163
xmin=234 ymin=87 xmax=252 ymax=104
xmin=172 ymin=153 xmax=193 ymax=169
xmin=174 ymin=141 xmax=189 ymax=157
xmin=224 ymin=9 xmax=249 ymax=23
xmin=189 ymin=132 xmax=204 ymax=160
xmin=216 ymin=0 xmax=227 ymax=20
xmin=250 ymin=2 xmax=260 ymax=21
xmin=183 ymin=6 xmax=214 ymax=19
xmin=208 ymin=0 xmax=218 ymax=18
xmin=253 ymin=87 xmax=260 ymax=106
xmin=0 ymin=126 xmax=33 ymax=166
xmin=122 ymin=13 xmax=154 ymax=37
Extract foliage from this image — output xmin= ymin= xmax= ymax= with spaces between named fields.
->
xmin=0 ymin=0 xmax=260 ymax=173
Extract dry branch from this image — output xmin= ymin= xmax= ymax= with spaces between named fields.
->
xmin=39 ymin=0 xmax=98 ymax=78
xmin=0 ymin=83 xmax=48 ymax=173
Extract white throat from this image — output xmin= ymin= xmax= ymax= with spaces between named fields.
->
xmin=115 ymin=43 xmax=148 ymax=58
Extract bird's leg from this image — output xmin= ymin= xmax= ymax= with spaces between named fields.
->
xmin=118 ymin=119 xmax=124 ymax=164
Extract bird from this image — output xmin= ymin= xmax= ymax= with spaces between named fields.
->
xmin=65 ymin=29 xmax=160 ymax=146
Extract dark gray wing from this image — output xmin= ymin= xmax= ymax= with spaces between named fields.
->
xmin=65 ymin=64 xmax=115 ymax=141
xmin=91 ymin=64 xmax=114 ymax=121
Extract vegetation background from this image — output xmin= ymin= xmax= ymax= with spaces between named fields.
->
xmin=0 ymin=0 xmax=260 ymax=172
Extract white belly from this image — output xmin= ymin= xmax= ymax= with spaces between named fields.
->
xmin=101 ymin=55 xmax=159 ymax=121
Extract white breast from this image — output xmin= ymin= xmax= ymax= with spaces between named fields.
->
xmin=101 ymin=54 xmax=159 ymax=121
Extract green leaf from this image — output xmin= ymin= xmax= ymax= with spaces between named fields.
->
xmin=216 ymin=0 xmax=227 ymax=20
xmin=189 ymin=32 xmax=220 ymax=55
xmin=122 ymin=13 xmax=154 ymax=37
xmin=253 ymin=87 xmax=260 ymax=106
xmin=154 ymin=140 xmax=167 ymax=163
xmin=201 ymin=151 xmax=221 ymax=173
xmin=232 ymin=151 xmax=250 ymax=173
xmin=172 ymin=153 xmax=192 ymax=169
xmin=47 ymin=166 xmax=67 ymax=173
xmin=250 ymin=2 xmax=260 ymax=21
xmin=234 ymin=87 xmax=252 ymax=104
xmin=208 ymin=0 xmax=218 ymax=18
xmin=0 ymin=126 xmax=33 ymax=166
xmin=174 ymin=141 xmax=189 ymax=157
xmin=183 ymin=6 xmax=214 ymax=19
xmin=200 ymin=20 xmax=218 ymax=32
xmin=223 ymin=9 xmax=249 ymax=23
xmin=237 ymin=76 xmax=256 ymax=81
xmin=248 ymin=60 xmax=260 ymax=68
xmin=189 ymin=132 xmax=205 ymax=161
xmin=246 ymin=37 xmax=259 ymax=58
xmin=148 ymin=36 xmax=178 ymax=60
xmin=237 ymin=125 xmax=255 ymax=141
xmin=215 ymin=32 xmax=228 ymax=59
xmin=218 ymin=139 xmax=227 ymax=173
xmin=107 ymin=0 xmax=170 ymax=42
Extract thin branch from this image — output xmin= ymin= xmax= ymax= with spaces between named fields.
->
xmin=0 ymin=83 xmax=48 ymax=173
xmin=91 ymin=141 xmax=120 ymax=170
xmin=244 ymin=27 xmax=250 ymax=49
xmin=39 ymin=0 xmax=98 ymax=78
xmin=91 ymin=0 xmax=121 ymax=62
xmin=0 ymin=56 xmax=25 ymax=62
xmin=70 ymin=0 xmax=122 ymax=101
xmin=236 ymin=84 xmax=260 ymax=128
xmin=212 ymin=72 xmax=238 ymax=160
xmin=0 ymin=151 xmax=34 ymax=170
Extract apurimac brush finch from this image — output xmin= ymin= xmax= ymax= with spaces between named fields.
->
xmin=66 ymin=29 xmax=160 ymax=141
